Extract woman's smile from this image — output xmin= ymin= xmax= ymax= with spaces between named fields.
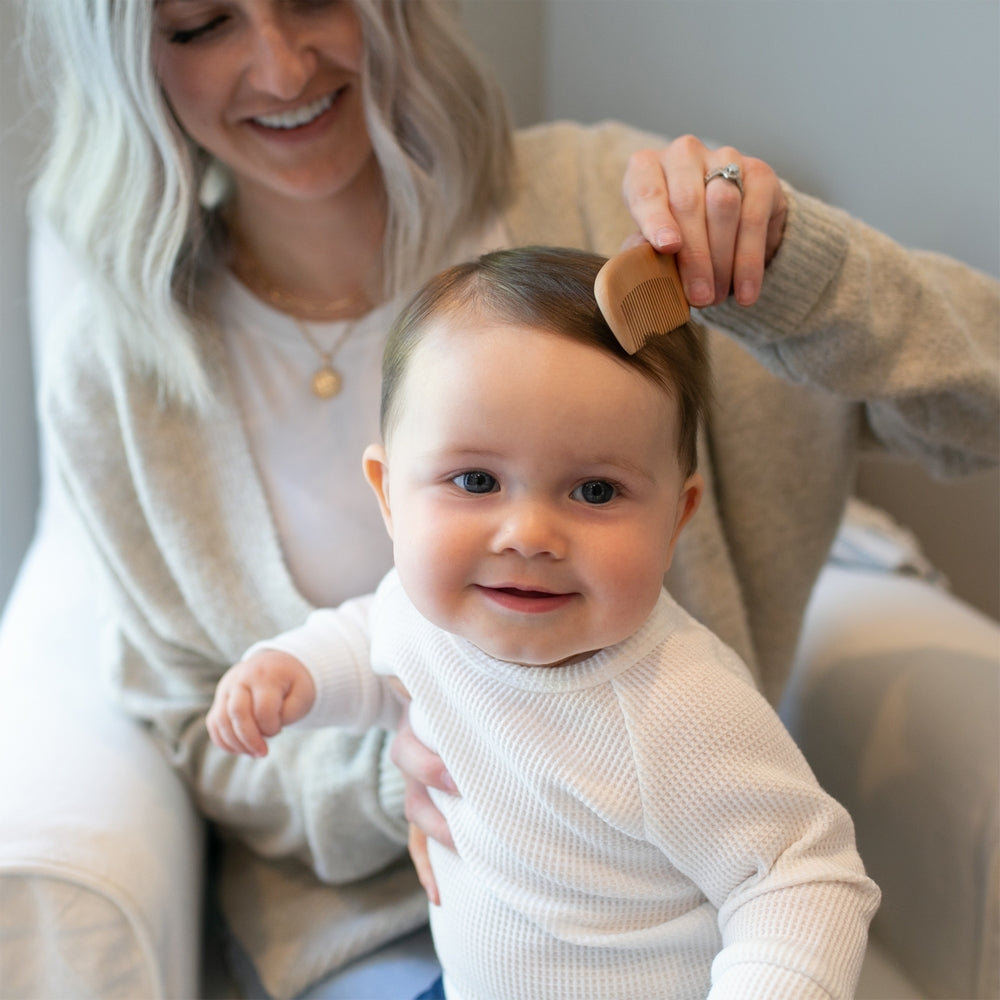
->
xmin=250 ymin=89 xmax=341 ymax=131
xmin=153 ymin=1 xmax=372 ymax=204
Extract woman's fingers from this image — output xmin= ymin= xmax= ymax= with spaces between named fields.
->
xmin=703 ymin=152 xmax=744 ymax=304
xmin=408 ymin=824 xmax=441 ymax=906
xmin=390 ymin=703 xmax=457 ymax=850
xmin=389 ymin=704 xmax=457 ymax=905
xmin=390 ymin=709 xmax=458 ymax=794
xmin=621 ymin=136 xmax=787 ymax=307
xmin=403 ymin=776 xmax=456 ymax=851
xmin=732 ymin=155 xmax=788 ymax=304
xmin=622 ymin=147 xmax=683 ymax=253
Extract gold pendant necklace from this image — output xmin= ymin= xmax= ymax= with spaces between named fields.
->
xmin=294 ymin=318 xmax=358 ymax=400
xmin=226 ymin=230 xmax=373 ymax=397
xmin=312 ymin=365 xmax=342 ymax=400
xmin=231 ymin=240 xmax=370 ymax=322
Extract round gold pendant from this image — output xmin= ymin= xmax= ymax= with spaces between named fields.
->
xmin=312 ymin=366 xmax=342 ymax=399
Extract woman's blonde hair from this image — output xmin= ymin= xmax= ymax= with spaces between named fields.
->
xmin=25 ymin=0 xmax=513 ymax=407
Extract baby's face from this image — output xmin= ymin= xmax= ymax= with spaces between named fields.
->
xmin=364 ymin=316 xmax=702 ymax=666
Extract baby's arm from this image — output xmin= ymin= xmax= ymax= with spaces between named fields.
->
xmin=641 ymin=644 xmax=879 ymax=998
xmin=208 ymin=649 xmax=317 ymax=758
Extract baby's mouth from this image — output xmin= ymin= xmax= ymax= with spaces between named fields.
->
xmin=496 ymin=587 xmax=559 ymax=599
xmin=478 ymin=585 xmax=575 ymax=613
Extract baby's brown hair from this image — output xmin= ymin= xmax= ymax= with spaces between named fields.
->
xmin=380 ymin=246 xmax=712 ymax=477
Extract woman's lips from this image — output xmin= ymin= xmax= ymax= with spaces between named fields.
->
xmin=247 ymin=87 xmax=346 ymax=138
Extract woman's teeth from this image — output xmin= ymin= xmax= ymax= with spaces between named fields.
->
xmin=254 ymin=92 xmax=335 ymax=130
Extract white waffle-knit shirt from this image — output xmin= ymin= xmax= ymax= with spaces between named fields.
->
xmin=269 ymin=569 xmax=879 ymax=1000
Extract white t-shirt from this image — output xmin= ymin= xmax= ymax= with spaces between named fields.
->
xmin=214 ymin=222 xmax=508 ymax=606
xmin=215 ymin=271 xmax=395 ymax=606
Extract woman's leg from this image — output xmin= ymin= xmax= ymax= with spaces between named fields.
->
xmin=297 ymin=925 xmax=440 ymax=1000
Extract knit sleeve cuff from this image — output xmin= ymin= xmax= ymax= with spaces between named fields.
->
xmin=243 ymin=596 xmax=397 ymax=732
xmin=701 ymin=182 xmax=852 ymax=344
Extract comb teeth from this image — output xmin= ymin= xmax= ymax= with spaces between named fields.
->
xmin=619 ymin=277 xmax=689 ymax=351
xmin=594 ymin=244 xmax=690 ymax=354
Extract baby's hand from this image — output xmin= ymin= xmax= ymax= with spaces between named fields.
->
xmin=207 ymin=649 xmax=316 ymax=758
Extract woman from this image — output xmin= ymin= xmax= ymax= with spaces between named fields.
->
xmin=24 ymin=1 xmax=998 ymax=997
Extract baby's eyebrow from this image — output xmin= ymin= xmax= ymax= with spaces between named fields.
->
xmin=408 ymin=447 xmax=500 ymax=473
xmin=426 ymin=446 xmax=505 ymax=462
xmin=582 ymin=456 xmax=658 ymax=481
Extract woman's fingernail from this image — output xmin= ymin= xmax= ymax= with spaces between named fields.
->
xmin=688 ymin=279 xmax=713 ymax=305
xmin=441 ymin=770 xmax=459 ymax=794
xmin=654 ymin=227 xmax=680 ymax=249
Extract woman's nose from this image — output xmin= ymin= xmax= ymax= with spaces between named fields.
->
xmin=245 ymin=17 xmax=315 ymax=100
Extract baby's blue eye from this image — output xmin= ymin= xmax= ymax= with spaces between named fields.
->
xmin=573 ymin=480 xmax=616 ymax=505
xmin=454 ymin=471 xmax=497 ymax=494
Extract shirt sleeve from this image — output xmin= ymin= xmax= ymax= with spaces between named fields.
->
xmin=704 ymin=181 xmax=1000 ymax=478
xmin=628 ymin=638 xmax=880 ymax=999
xmin=250 ymin=592 xmax=406 ymax=733
xmin=511 ymin=122 xmax=999 ymax=478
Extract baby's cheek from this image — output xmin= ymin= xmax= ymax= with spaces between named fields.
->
xmin=396 ymin=553 xmax=463 ymax=633
xmin=601 ymin=564 xmax=664 ymax=633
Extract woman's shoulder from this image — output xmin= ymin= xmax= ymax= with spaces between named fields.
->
xmin=30 ymin=225 xmax=105 ymax=398
xmin=513 ymin=119 xmax=666 ymax=163
xmin=506 ymin=120 xmax=669 ymax=254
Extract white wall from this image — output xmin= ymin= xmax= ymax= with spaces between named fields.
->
xmin=469 ymin=0 xmax=999 ymax=617
xmin=460 ymin=0 xmax=546 ymax=127
xmin=541 ymin=0 xmax=999 ymax=276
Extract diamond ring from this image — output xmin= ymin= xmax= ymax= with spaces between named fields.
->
xmin=704 ymin=162 xmax=744 ymax=198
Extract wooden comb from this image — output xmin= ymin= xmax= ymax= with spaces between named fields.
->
xmin=594 ymin=243 xmax=690 ymax=354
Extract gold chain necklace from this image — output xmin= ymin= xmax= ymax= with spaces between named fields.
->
xmin=231 ymin=239 xmax=370 ymax=320
xmin=293 ymin=317 xmax=359 ymax=400
xmin=227 ymin=232 xmax=371 ymax=399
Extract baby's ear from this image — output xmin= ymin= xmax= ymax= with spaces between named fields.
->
xmin=676 ymin=471 xmax=704 ymax=533
xmin=663 ymin=471 xmax=704 ymax=572
xmin=362 ymin=443 xmax=394 ymax=538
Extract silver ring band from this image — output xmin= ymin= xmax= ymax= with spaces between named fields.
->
xmin=704 ymin=162 xmax=744 ymax=198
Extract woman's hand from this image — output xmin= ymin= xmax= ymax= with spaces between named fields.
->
xmin=390 ymin=702 xmax=459 ymax=906
xmin=621 ymin=134 xmax=787 ymax=308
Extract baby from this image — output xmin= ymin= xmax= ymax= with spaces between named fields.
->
xmin=209 ymin=246 xmax=879 ymax=1000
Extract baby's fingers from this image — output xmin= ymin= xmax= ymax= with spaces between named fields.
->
xmin=207 ymin=699 xmax=242 ymax=755
xmin=249 ymin=683 xmax=286 ymax=740
xmin=225 ymin=683 xmax=270 ymax=758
